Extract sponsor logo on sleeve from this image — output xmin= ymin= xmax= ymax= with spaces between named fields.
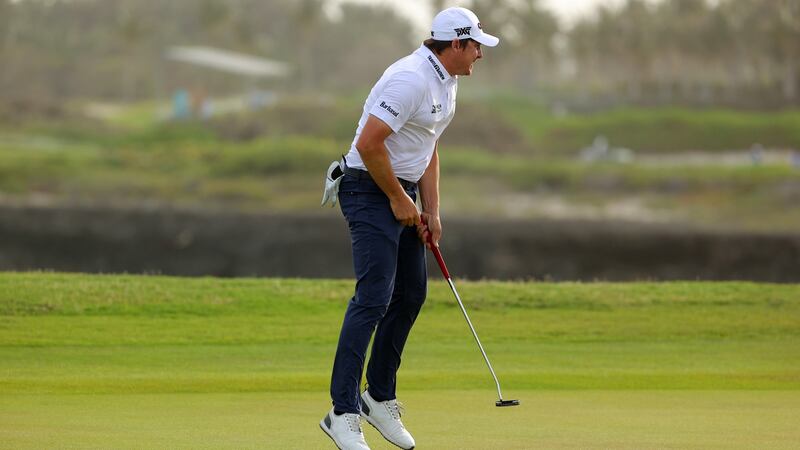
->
xmin=379 ymin=101 xmax=400 ymax=117
xmin=431 ymin=104 xmax=442 ymax=114
xmin=454 ymin=26 xmax=471 ymax=37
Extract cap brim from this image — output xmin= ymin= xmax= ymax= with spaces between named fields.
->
xmin=474 ymin=33 xmax=499 ymax=47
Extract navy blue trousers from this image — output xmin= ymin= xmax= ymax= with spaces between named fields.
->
xmin=330 ymin=173 xmax=427 ymax=414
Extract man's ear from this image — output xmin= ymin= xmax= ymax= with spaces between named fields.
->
xmin=450 ymin=39 xmax=461 ymax=52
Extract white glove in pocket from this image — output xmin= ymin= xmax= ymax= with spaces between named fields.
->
xmin=320 ymin=160 xmax=344 ymax=207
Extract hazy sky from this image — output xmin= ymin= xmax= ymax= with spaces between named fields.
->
xmin=327 ymin=0 xmax=628 ymax=33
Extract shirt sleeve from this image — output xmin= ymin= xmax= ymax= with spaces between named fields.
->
xmin=368 ymin=71 xmax=426 ymax=133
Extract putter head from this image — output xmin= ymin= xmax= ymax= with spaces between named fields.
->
xmin=496 ymin=399 xmax=520 ymax=407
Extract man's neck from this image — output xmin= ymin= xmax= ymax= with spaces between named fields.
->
xmin=434 ymin=51 xmax=459 ymax=78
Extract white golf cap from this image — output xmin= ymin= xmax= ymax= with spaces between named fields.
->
xmin=430 ymin=7 xmax=499 ymax=47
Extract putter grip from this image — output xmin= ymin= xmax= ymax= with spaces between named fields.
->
xmin=431 ymin=245 xmax=451 ymax=280
xmin=421 ymin=216 xmax=451 ymax=280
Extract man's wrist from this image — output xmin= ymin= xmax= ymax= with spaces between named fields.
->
xmin=388 ymin=187 xmax=411 ymax=203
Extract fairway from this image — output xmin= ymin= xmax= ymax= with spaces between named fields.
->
xmin=1 ymin=273 xmax=799 ymax=449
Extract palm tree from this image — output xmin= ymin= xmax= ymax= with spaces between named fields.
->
xmin=295 ymin=0 xmax=324 ymax=90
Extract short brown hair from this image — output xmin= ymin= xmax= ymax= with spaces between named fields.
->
xmin=424 ymin=38 xmax=474 ymax=55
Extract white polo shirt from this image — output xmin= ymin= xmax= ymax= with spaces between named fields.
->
xmin=344 ymin=45 xmax=458 ymax=182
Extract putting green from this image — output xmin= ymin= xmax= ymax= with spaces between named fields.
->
xmin=1 ymin=391 xmax=798 ymax=449
xmin=1 ymin=273 xmax=799 ymax=448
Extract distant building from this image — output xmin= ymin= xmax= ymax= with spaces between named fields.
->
xmin=165 ymin=46 xmax=290 ymax=79
xmin=164 ymin=46 xmax=290 ymax=119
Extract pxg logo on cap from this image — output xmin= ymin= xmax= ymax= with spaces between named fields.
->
xmin=454 ymin=26 xmax=471 ymax=37
xmin=430 ymin=7 xmax=499 ymax=47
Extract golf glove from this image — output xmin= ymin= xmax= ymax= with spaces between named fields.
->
xmin=321 ymin=160 xmax=344 ymax=207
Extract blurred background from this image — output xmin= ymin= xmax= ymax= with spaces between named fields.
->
xmin=1 ymin=0 xmax=799 ymax=281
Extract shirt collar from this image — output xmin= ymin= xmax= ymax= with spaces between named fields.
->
xmin=415 ymin=45 xmax=453 ymax=84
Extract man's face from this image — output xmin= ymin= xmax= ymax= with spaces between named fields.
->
xmin=455 ymin=39 xmax=482 ymax=76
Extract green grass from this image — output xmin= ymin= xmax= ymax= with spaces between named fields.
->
xmin=440 ymin=149 xmax=799 ymax=190
xmin=2 ymin=391 xmax=798 ymax=449
xmin=0 ymin=273 xmax=799 ymax=448
xmin=498 ymin=106 xmax=800 ymax=153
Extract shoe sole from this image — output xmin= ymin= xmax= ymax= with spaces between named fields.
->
xmin=361 ymin=414 xmax=414 ymax=450
xmin=319 ymin=421 xmax=344 ymax=450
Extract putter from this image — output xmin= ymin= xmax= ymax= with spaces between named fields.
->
xmin=421 ymin=217 xmax=519 ymax=407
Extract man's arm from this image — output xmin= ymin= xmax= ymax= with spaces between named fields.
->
xmin=355 ymin=115 xmax=420 ymax=227
xmin=417 ymin=143 xmax=441 ymax=248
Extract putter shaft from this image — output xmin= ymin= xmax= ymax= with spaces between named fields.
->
xmin=442 ymin=274 xmax=506 ymax=402
xmin=423 ymin=217 xmax=518 ymax=406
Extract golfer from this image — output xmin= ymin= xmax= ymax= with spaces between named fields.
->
xmin=320 ymin=7 xmax=498 ymax=450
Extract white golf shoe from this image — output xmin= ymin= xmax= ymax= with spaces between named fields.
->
xmin=320 ymin=408 xmax=371 ymax=450
xmin=360 ymin=390 xmax=415 ymax=449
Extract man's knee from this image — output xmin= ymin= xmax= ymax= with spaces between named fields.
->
xmin=405 ymin=280 xmax=427 ymax=307
xmin=352 ymin=293 xmax=391 ymax=313
xmin=354 ymin=272 xmax=396 ymax=308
